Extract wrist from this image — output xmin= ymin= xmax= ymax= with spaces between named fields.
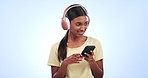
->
xmin=61 ymin=61 xmax=68 ymax=67
xmin=88 ymin=59 xmax=96 ymax=64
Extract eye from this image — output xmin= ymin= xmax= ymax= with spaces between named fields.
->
xmin=76 ymin=22 xmax=81 ymax=26
xmin=84 ymin=21 xmax=89 ymax=26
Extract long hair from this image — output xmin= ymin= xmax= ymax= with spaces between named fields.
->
xmin=58 ymin=4 xmax=88 ymax=62
xmin=58 ymin=30 xmax=69 ymax=62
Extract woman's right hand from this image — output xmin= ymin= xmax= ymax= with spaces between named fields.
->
xmin=62 ymin=54 xmax=82 ymax=65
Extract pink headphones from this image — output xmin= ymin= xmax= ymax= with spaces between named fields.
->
xmin=61 ymin=4 xmax=90 ymax=30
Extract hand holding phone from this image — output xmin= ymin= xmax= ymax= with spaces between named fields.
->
xmin=81 ymin=46 xmax=95 ymax=57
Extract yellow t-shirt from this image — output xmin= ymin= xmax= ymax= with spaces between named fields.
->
xmin=47 ymin=37 xmax=103 ymax=78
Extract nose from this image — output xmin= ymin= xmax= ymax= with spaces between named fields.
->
xmin=80 ymin=25 xmax=87 ymax=31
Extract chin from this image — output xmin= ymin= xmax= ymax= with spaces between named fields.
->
xmin=77 ymin=34 xmax=84 ymax=36
xmin=76 ymin=31 xmax=85 ymax=36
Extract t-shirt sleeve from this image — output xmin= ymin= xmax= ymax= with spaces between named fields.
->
xmin=47 ymin=43 xmax=60 ymax=67
xmin=93 ymin=39 xmax=103 ymax=61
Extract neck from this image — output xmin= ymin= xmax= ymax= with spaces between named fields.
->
xmin=68 ymin=32 xmax=87 ymax=43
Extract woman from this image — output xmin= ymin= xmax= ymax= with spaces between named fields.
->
xmin=48 ymin=4 xmax=104 ymax=78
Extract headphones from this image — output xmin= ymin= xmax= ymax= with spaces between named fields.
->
xmin=61 ymin=4 xmax=90 ymax=30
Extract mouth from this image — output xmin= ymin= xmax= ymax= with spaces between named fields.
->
xmin=78 ymin=31 xmax=85 ymax=35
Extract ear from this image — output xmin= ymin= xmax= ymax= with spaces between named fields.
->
xmin=61 ymin=17 xmax=70 ymax=30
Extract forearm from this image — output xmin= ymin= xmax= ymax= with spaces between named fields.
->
xmin=89 ymin=60 xmax=103 ymax=78
xmin=53 ymin=63 xmax=68 ymax=78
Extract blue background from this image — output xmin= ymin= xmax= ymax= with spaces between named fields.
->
xmin=0 ymin=0 xmax=148 ymax=78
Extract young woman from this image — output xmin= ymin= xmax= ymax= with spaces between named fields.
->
xmin=48 ymin=4 xmax=104 ymax=78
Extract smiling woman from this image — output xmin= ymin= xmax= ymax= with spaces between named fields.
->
xmin=70 ymin=16 xmax=89 ymax=36
xmin=47 ymin=4 xmax=104 ymax=78
xmin=0 ymin=0 xmax=147 ymax=78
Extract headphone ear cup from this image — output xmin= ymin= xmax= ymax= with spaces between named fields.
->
xmin=61 ymin=17 xmax=70 ymax=30
xmin=65 ymin=17 xmax=70 ymax=29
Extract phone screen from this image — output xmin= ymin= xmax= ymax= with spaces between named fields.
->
xmin=81 ymin=46 xmax=95 ymax=57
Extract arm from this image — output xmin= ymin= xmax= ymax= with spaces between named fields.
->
xmin=84 ymin=53 xmax=104 ymax=78
xmin=51 ymin=54 xmax=82 ymax=78
xmin=51 ymin=62 xmax=68 ymax=78
xmin=89 ymin=59 xmax=104 ymax=78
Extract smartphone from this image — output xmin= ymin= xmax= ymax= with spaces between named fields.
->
xmin=81 ymin=46 xmax=96 ymax=57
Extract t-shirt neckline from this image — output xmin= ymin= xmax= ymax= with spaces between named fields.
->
xmin=67 ymin=37 xmax=89 ymax=49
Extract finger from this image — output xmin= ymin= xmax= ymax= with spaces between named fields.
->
xmin=71 ymin=58 xmax=78 ymax=62
xmin=75 ymin=54 xmax=81 ymax=57
xmin=72 ymin=58 xmax=81 ymax=63
xmin=84 ymin=57 xmax=89 ymax=61
xmin=74 ymin=61 xmax=80 ymax=63
xmin=89 ymin=50 xmax=94 ymax=56
xmin=91 ymin=51 xmax=94 ymax=56
xmin=72 ymin=54 xmax=76 ymax=56
xmin=77 ymin=58 xmax=83 ymax=61
xmin=72 ymin=53 xmax=81 ymax=57
xmin=84 ymin=56 xmax=94 ymax=62
xmin=76 ymin=57 xmax=83 ymax=61
xmin=70 ymin=60 xmax=80 ymax=63
xmin=85 ymin=53 xmax=91 ymax=57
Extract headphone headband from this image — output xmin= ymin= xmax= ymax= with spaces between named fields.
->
xmin=62 ymin=4 xmax=87 ymax=19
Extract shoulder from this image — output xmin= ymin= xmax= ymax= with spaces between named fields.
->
xmin=88 ymin=36 xmax=98 ymax=40
xmin=87 ymin=36 xmax=101 ymax=44
xmin=51 ymin=42 xmax=60 ymax=50
xmin=49 ymin=42 xmax=60 ymax=55
xmin=87 ymin=36 xmax=102 ymax=48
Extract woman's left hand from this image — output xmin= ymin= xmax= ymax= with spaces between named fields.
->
xmin=83 ymin=51 xmax=95 ymax=63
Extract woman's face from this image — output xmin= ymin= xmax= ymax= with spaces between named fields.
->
xmin=70 ymin=16 xmax=89 ymax=37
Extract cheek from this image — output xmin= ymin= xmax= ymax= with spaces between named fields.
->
xmin=70 ymin=27 xmax=77 ymax=32
xmin=70 ymin=27 xmax=80 ymax=34
xmin=70 ymin=24 xmax=78 ymax=30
